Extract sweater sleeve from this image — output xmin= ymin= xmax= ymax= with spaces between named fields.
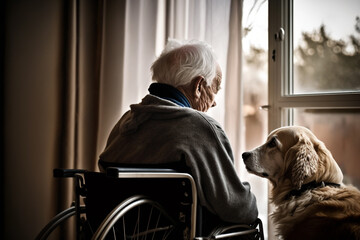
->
xmin=185 ymin=113 xmax=258 ymax=224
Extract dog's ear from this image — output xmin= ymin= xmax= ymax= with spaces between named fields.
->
xmin=286 ymin=134 xmax=319 ymax=189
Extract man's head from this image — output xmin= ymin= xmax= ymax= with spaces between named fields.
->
xmin=151 ymin=39 xmax=222 ymax=112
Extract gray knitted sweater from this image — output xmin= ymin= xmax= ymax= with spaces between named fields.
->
xmin=99 ymin=94 xmax=258 ymax=223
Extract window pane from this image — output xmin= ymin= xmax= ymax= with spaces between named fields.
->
xmin=243 ymin=1 xmax=269 ymax=238
xmin=293 ymin=108 xmax=360 ymax=188
xmin=243 ymin=0 xmax=268 ymax=150
xmin=293 ymin=0 xmax=360 ymax=94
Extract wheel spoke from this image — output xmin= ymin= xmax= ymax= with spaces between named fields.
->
xmin=95 ymin=197 xmax=179 ymax=240
xmin=122 ymin=217 xmax=126 ymax=239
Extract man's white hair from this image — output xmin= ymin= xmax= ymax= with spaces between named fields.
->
xmin=151 ymin=39 xmax=217 ymax=87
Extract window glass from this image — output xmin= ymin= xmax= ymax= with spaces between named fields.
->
xmin=293 ymin=108 xmax=360 ymax=188
xmin=293 ymin=0 xmax=360 ymax=94
xmin=243 ymin=1 xmax=269 ymax=238
xmin=243 ymin=0 xmax=268 ymax=150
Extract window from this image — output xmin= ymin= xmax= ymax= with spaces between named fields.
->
xmin=293 ymin=0 xmax=360 ymax=94
xmin=269 ymin=0 xmax=360 ymax=239
xmin=242 ymin=1 xmax=269 ymax=238
xmin=243 ymin=0 xmax=268 ymax=150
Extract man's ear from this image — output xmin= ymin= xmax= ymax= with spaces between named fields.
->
xmin=192 ymin=76 xmax=204 ymax=98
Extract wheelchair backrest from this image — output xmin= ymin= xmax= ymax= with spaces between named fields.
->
xmin=84 ymin=167 xmax=197 ymax=239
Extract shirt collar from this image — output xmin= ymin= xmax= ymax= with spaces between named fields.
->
xmin=148 ymin=83 xmax=191 ymax=108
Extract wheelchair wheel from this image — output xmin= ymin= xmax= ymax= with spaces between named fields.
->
xmin=92 ymin=195 xmax=183 ymax=240
xmin=35 ymin=205 xmax=87 ymax=240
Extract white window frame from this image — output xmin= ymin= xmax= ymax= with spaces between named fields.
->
xmin=268 ymin=0 xmax=360 ymax=238
xmin=269 ymin=0 xmax=360 ymax=130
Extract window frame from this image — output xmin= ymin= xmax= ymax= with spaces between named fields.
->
xmin=269 ymin=0 xmax=360 ymax=131
xmin=268 ymin=1 xmax=360 ymax=239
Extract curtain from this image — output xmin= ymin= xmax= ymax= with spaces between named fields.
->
xmin=224 ymin=0 xmax=244 ymax=169
xmin=57 ymin=0 xmax=163 ymax=212
xmin=59 ymin=0 xmax=104 ymax=172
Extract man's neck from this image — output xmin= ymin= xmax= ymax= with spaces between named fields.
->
xmin=148 ymin=83 xmax=191 ymax=108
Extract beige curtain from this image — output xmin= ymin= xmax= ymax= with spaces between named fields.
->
xmin=225 ymin=0 xmax=244 ymax=171
xmin=58 ymin=0 xmax=104 ymax=171
xmin=56 ymin=0 xmax=163 ymax=211
xmin=57 ymin=0 xmax=102 ymax=217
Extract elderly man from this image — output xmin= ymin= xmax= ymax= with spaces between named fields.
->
xmin=99 ymin=39 xmax=258 ymax=230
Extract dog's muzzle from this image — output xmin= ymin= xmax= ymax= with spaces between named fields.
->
xmin=242 ymin=152 xmax=252 ymax=161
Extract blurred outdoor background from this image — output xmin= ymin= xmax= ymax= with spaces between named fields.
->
xmin=242 ymin=0 xmax=360 ymax=188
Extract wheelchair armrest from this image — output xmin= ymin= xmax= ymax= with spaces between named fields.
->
xmin=106 ymin=167 xmax=177 ymax=178
xmin=53 ymin=168 xmax=87 ymax=178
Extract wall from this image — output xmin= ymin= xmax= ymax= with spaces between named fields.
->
xmin=3 ymin=0 xmax=63 ymax=238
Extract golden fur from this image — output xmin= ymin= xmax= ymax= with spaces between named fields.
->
xmin=242 ymin=126 xmax=360 ymax=240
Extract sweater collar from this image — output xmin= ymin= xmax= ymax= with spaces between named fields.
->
xmin=148 ymin=83 xmax=191 ymax=108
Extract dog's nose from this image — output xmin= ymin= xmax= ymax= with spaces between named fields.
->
xmin=242 ymin=152 xmax=251 ymax=160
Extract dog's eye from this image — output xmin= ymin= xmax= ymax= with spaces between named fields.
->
xmin=267 ymin=137 xmax=277 ymax=148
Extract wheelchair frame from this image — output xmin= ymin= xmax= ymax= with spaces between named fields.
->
xmin=36 ymin=167 xmax=264 ymax=240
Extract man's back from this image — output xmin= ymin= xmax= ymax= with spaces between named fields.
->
xmin=99 ymin=94 xmax=258 ymax=224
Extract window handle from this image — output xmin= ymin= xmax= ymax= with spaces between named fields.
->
xmin=260 ymin=105 xmax=270 ymax=111
xmin=274 ymin=28 xmax=285 ymax=41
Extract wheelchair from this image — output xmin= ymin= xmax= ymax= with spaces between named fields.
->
xmin=36 ymin=166 xmax=264 ymax=240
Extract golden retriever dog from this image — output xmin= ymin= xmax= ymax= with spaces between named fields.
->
xmin=242 ymin=126 xmax=360 ymax=240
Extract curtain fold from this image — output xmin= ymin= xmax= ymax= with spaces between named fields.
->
xmin=56 ymin=0 xmax=78 ymax=220
xmin=224 ymin=0 xmax=244 ymax=170
xmin=57 ymin=0 xmax=105 ymax=221
xmin=76 ymin=0 xmax=102 ymax=171
xmin=96 ymin=0 xmax=127 ymax=167
xmin=121 ymin=0 xmax=159 ymax=114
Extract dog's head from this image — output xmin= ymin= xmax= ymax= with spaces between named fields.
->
xmin=242 ymin=126 xmax=343 ymax=193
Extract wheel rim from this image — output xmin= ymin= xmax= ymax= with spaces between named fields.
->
xmin=94 ymin=196 xmax=181 ymax=240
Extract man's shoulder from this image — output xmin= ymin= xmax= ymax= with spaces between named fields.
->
xmin=192 ymin=110 xmax=222 ymax=129
xmin=139 ymin=94 xmax=224 ymax=131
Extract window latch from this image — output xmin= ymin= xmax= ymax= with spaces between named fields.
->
xmin=272 ymin=50 xmax=276 ymax=61
xmin=274 ymin=28 xmax=285 ymax=41
xmin=260 ymin=105 xmax=270 ymax=111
